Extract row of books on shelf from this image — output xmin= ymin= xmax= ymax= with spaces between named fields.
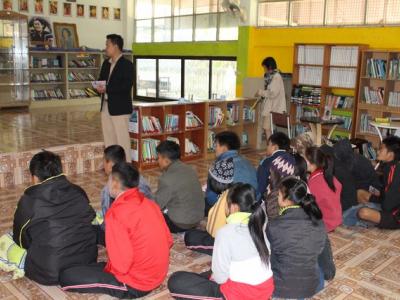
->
xmin=297 ymin=45 xmax=324 ymax=65
xmin=291 ymin=86 xmax=322 ymax=105
xmin=32 ymin=88 xmax=64 ymax=100
xmin=388 ymin=59 xmax=400 ymax=80
xmin=68 ymin=59 xmax=96 ymax=68
xmin=359 ymin=114 xmax=375 ymax=134
xmin=165 ymin=114 xmax=179 ymax=132
xmin=295 ymin=106 xmax=319 ymax=122
xmin=166 ymin=137 xmax=201 ymax=156
xmin=209 ymin=106 xmax=224 ymax=127
xmin=329 ymin=68 xmax=357 ymax=88
xmin=30 ymin=56 xmax=62 ymax=68
xmin=325 ymin=95 xmax=354 ymax=110
xmin=207 ymin=130 xmax=249 ymax=151
xmin=141 ymin=116 xmax=163 ymax=134
xmin=388 ymin=91 xmax=400 ymax=107
xmin=366 ymin=58 xmax=386 ymax=79
xmin=362 ymin=143 xmax=377 ymax=160
xmin=298 ymin=66 xmax=323 ymax=86
xmin=31 ymin=72 xmax=62 ymax=83
xmin=335 ymin=116 xmax=352 ymax=130
xmin=69 ymin=88 xmax=98 ymax=98
xmin=68 ymin=72 xmax=96 ymax=82
xmin=185 ymin=111 xmax=203 ymax=128
xmin=363 ymin=86 xmax=384 ymax=104
xmin=243 ymin=105 xmax=256 ymax=122
xmin=330 ymin=46 xmax=359 ymax=67
xmin=227 ymin=104 xmax=240 ymax=125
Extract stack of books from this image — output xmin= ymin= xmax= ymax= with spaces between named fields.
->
xmin=185 ymin=138 xmax=200 ymax=155
xmin=68 ymin=59 xmax=96 ymax=68
xmin=296 ymin=105 xmax=319 ymax=121
xmin=141 ymin=116 xmax=162 ymax=134
xmin=31 ymin=56 xmax=62 ymax=68
xmin=209 ymin=106 xmax=224 ymax=127
xmin=68 ymin=72 xmax=96 ymax=82
xmin=388 ymin=59 xmax=400 ymax=80
xmin=389 ymin=91 xmax=400 ymax=107
xmin=69 ymin=88 xmax=98 ymax=98
xmin=243 ymin=105 xmax=256 ymax=122
xmin=329 ymin=68 xmax=357 ymax=88
xmin=207 ymin=131 xmax=216 ymax=151
xmin=298 ymin=66 xmax=323 ymax=86
xmin=366 ymin=59 xmax=387 ymax=79
xmin=330 ymin=46 xmax=359 ymax=67
xmin=226 ymin=104 xmax=240 ymax=125
xmin=364 ymin=86 xmax=384 ymax=104
xmin=325 ymin=95 xmax=354 ymax=110
xmin=185 ymin=111 xmax=203 ymax=129
xmin=291 ymin=86 xmax=322 ymax=105
xmin=359 ymin=114 xmax=375 ymax=134
xmin=164 ymin=114 xmax=179 ymax=132
xmin=297 ymin=45 xmax=324 ymax=65
xmin=142 ymin=138 xmax=160 ymax=162
xmin=31 ymin=72 xmax=62 ymax=82
xmin=32 ymin=88 xmax=64 ymax=100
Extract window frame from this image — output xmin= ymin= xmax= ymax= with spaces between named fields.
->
xmin=257 ymin=0 xmax=400 ymax=28
xmin=133 ymin=55 xmax=237 ymax=102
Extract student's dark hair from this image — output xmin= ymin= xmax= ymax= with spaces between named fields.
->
xmin=209 ymin=178 xmax=232 ymax=195
xmin=268 ymin=132 xmax=290 ymax=151
xmin=382 ymin=135 xmax=400 ymax=161
xmin=293 ymin=153 xmax=308 ymax=182
xmin=261 ymin=57 xmax=277 ymax=70
xmin=156 ymin=140 xmax=181 ymax=160
xmin=279 ymin=176 xmax=322 ymax=224
xmin=112 ymin=162 xmax=139 ymax=189
xmin=106 ymin=34 xmax=123 ymax=51
xmin=29 ymin=150 xmax=63 ymax=181
xmin=104 ymin=145 xmax=126 ymax=164
xmin=215 ymin=131 xmax=241 ymax=151
xmin=305 ymin=146 xmax=336 ymax=192
xmin=227 ymin=183 xmax=269 ymax=265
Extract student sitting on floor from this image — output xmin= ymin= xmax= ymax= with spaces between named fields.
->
xmin=357 ymin=136 xmax=400 ymax=229
xmin=12 ymin=151 xmax=98 ymax=285
xmin=168 ymin=183 xmax=274 ymax=300
xmin=184 ymin=157 xmax=234 ymax=255
xmin=205 ymin=131 xmax=257 ymax=209
xmin=257 ymin=132 xmax=291 ymax=198
xmin=305 ymin=146 xmax=343 ymax=232
xmin=60 ymin=162 xmax=173 ymax=298
xmin=154 ymin=140 xmax=204 ymax=233
xmin=267 ymin=177 xmax=335 ymax=300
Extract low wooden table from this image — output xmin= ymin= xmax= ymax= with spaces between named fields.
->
xmin=370 ymin=121 xmax=400 ymax=141
xmin=300 ymin=116 xmax=344 ymax=146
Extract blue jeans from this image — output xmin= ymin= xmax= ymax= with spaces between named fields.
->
xmin=342 ymin=203 xmax=382 ymax=227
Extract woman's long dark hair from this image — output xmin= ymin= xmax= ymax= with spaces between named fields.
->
xmin=279 ymin=176 xmax=323 ymax=224
xmin=227 ymin=183 xmax=269 ymax=265
xmin=293 ymin=153 xmax=308 ymax=182
xmin=305 ymin=146 xmax=336 ymax=192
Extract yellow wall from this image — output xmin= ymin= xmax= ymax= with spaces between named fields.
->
xmin=247 ymin=26 xmax=400 ymax=78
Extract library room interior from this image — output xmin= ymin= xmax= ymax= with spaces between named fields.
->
xmin=1 ymin=0 xmax=400 ymax=299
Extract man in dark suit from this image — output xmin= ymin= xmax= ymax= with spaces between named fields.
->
xmin=96 ymin=34 xmax=133 ymax=162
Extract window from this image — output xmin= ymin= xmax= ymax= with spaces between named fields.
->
xmin=158 ymin=59 xmax=182 ymax=99
xmin=136 ymin=59 xmax=157 ymax=98
xmin=135 ymin=0 xmax=239 ymax=43
xmin=258 ymin=0 xmax=400 ymax=26
xmin=134 ymin=56 xmax=237 ymax=101
xmin=185 ymin=59 xmax=210 ymax=100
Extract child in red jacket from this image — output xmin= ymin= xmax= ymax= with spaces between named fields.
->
xmin=60 ymin=162 xmax=173 ymax=299
xmin=305 ymin=147 xmax=343 ymax=232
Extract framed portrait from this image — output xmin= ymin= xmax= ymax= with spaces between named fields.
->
xmin=19 ymin=0 xmax=28 ymax=12
xmin=28 ymin=17 xmax=53 ymax=46
xmin=3 ymin=0 xmax=13 ymax=10
xmin=114 ymin=8 xmax=121 ymax=20
xmin=54 ymin=22 xmax=79 ymax=49
xmin=89 ymin=5 xmax=96 ymax=18
xmin=102 ymin=7 xmax=109 ymax=20
xmin=77 ymin=4 xmax=84 ymax=17
xmin=63 ymin=2 xmax=71 ymax=16
xmin=49 ymin=1 xmax=58 ymax=15
xmin=35 ymin=0 xmax=44 ymax=14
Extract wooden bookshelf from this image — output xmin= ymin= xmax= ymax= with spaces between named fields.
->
xmin=290 ymin=43 xmax=367 ymax=140
xmin=355 ymin=49 xmax=400 ymax=147
xmin=130 ymin=98 xmax=259 ymax=170
xmin=29 ymin=50 xmax=133 ymax=109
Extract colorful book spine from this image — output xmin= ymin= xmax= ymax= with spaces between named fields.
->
xmin=363 ymin=86 xmax=384 ymax=104
xmin=185 ymin=138 xmax=200 ymax=155
xmin=164 ymin=114 xmax=179 ymax=132
xmin=185 ymin=111 xmax=203 ymax=128
xmin=141 ymin=138 xmax=160 ymax=162
xmin=207 ymin=131 xmax=216 ymax=151
xmin=141 ymin=116 xmax=162 ymax=134
xmin=208 ymin=106 xmax=224 ymax=127
xmin=226 ymin=104 xmax=240 ymax=125
xmin=243 ymin=105 xmax=256 ymax=122
xmin=366 ymin=59 xmax=387 ymax=79
xmin=389 ymin=91 xmax=400 ymax=107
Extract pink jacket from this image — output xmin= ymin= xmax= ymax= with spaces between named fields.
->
xmin=308 ymin=170 xmax=342 ymax=232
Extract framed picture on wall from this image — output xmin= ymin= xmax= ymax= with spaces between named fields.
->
xmin=49 ymin=1 xmax=58 ymax=15
xmin=63 ymin=2 xmax=72 ymax=16
xmin=3 ymin=0 xmax=13 ymax=10
xmin=89 ymin=5 xmax=96 ymax=18
xmin=102 ymin=7 xmax=109 ymax=20
xmin=35 ymin=0 xmax=44 ymax=14
xmin=114 ymin=8 xmax=121 ymax=20
xmin=29 ymin=17 xmax=54 ymax=46
xmin=77 ymin=4 xmax=84 ymax=17
xmin=19 ymin=0 xmax=28 ymax=12
xmin=54 ymin=22 xmax=79 ymax=49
